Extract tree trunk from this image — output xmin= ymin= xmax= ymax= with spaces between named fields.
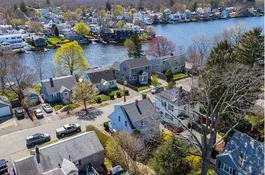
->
xmin=201 ymin=151 xmax=211 ymax=175
xmin=0 ymin=77 xmax=6 ymax=95
xmin=84 ymin=100 xmax=87 ymax=114
xmin=70 ymin=69 xmax=73 ymax=75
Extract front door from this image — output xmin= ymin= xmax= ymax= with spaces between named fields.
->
xmin=64 ymin=92 xmax=69 ymax=100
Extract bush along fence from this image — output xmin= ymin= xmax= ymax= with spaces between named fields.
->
xmin=116 ymin=79 xmax=139 ymax=92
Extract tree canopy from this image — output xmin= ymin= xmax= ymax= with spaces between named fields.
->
xmin=124 ymin=32 xmax=143 ymax=58
xmin=113 ymin=5 xmax=124 ymax=16
xmin=74 ymin=22 xmax=90 ymax=36
xmin=54 ymin=41 xmax=89 ymax=75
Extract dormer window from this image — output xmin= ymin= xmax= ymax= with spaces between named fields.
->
xmin=118 ymin=116 xmax=120 ymax=122
xmin=141 ymin=120 xmax=144 ymax=127
xmin=125 ymin=121 xmax=127 ymax=127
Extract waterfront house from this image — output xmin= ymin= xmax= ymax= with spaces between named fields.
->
xmin=120 ymin=57 xmax=151 ymax=85
xmin=64 ymin=31 xmax=88 ymax=44
xmin=155 ymin=87 xmax=199 ymax=127
xmin=108 ymin=98 xmax=160 ymax=140
xmin=32 ymin=36 xmax=47 ymax=47
xmin=84 ymin=68 xmax=117 ymax=92
xmin=100 ymin=28 xmax=133 ymax=43
xmin=215 ymin=132 xmax=264 ymax=175
xmin=13 ymin=132 xmax=105 ymax=175
xmin=0 ymin=96 xmax=12 ymax=118
xmin=22 ymin=88 xmax=40 ymax=105
xmin=41 ymin=75 xmax=77 ymax=103
xmin=0 ymin=34 xmax=24 ymax=49
xmin=150 ymin=54 xmax=188 ymax=74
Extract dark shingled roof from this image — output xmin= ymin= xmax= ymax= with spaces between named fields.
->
xmin=218 ymin=132 xmax=264 ymax=175
xmin=121 ymin=98 xmax=159 ymax=127
xmin=159 ymin=87 xmax=189 ymax=106
xmin=14 ymin=132 xmax=104 ymax=175
xmin=124 ymin=57 xmax=150 ymax=68
xmin=87 ymin=68 xmax=115 ymax=84
xmin=41 ymin=75 xmax=76 ymax=95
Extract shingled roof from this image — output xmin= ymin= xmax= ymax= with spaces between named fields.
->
xmin=124 ymin=57 xmax=150 ymax=68
xmin=159 ymin=87 xmax=190 ymax=106
xmin=87 ymin=68 xmax=115 ymax=84
xmin=14 ymin=132 xmax=104 ymax=175
xmin=41 ymin=75 xmax=76 ymax=95
xmin=158 ymin=54 xmax=188 ymax=67
xmin=217 ymin=132 xmax=264 ymax=175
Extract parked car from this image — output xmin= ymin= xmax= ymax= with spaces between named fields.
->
xmin=26 ymin=133 xmax=51 ymax=147
xmin=110 ymin=165 xmax=131 ymax=175
xmin=55 ymin=123 xmax=81 ymax=137
xmin=0 ymin=159 xmax=8 ymax=175
xmin=14 ymin=107 xmax=24 ymax=118
xmin=34 ymin=109 xmax=44 ymax=118
xmin=151 ymin=86 xmax=164 ymax=94
xmin=42 ymin=103 xmax=53 ymax=113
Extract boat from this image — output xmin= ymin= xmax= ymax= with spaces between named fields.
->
xmin=44 ymin=48 xmax=50 ymax=52
xmin=92 ymin=41 xmax=97 ymax=45
xmin=25 ymin=51 xmax=32 ymax=54
xmin=145 ymin=18 xmax=153 ymax=25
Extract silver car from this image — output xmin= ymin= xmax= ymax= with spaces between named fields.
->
xmin=26 ymin=133 xmax=51 ymax=147
xmin=34 ymin=109 xmax=44 ymax=118
xmin=42 ymin=103 xmax=53 ymax=113
xmin=56 ymin=123 xmax=81 ymax=137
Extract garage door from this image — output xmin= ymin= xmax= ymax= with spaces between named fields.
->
xmin=0 ymin=106 xmax=11 ymax=117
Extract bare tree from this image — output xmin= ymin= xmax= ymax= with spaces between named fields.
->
xmin=186 ymin=45 xmax=201 ymax=74
xmin=167 ymin=63 xmax=263 ymax=174
xmin=7 ymin=62 xmax=36 ymax=102
xmin=0 ymin=48 xmax=15 ymax=95
xmin=221 ymin=22 xmax=248 ymax=45
xmin=34 ymin=56 xmax=45 ymax=80
xmin=192 ymin=34 xmax=211 ymax=66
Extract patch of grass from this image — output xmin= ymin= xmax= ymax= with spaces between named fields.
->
xmin=54 ymin=104 xmax=64 ymax=112
xmin=61 ymin=103 xmax=80 ymax=112
xmin=33 ymin=84 xmax=41 ymax=93
xmin=0 ymin=89 xmax=18 ymax=101
xmin=47 ymin=37 xmax=61 ymax=45
xmin=173 ymin=73 xmax=188 ymax=79
xmin=97 ymin=94 xmax=110 ymax=101
xmin=86 ymin=125 xmax=110 ymax=147
xmin=138 ymin=86 xmax=150 ymax=92
xmin=152 ymin=81 xmax=162 ymax=86
xmin=110 ymin=88 xmax=123 ymax=96
xmin=100 ymin=103 xmax=109 ymax=107
xmin=245 ymin=115 xmax=259 ymax=128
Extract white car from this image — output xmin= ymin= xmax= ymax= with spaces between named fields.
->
xmin=34 ymin=109 xmax=44 ymax=118
xmin=42 ymin=103 xmax=53 ymax=113
xmin=56 ymin=123 xmax=81 ymax=137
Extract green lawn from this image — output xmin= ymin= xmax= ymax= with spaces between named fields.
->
xmin=97 ymin=94 xmax=111 ymax=101
xmin=47 ymin=38 xmax=61 ymax=45
xmin=173 ymin=73 xmax=188 ymax=79
xmin=138 ymin=85 xmax=150 ymax=92
xmin=109 ymin=88 xmax=123 ymax=96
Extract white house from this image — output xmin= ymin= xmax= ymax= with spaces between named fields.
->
xmin=155 ymin=87 xmax=199 ymax=127
xmin=84 ymin=68 xmax=117 ymax=92
xmin=0 ymin=34 xmax=24 ymax=49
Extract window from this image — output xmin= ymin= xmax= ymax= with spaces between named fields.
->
xmin=123 ymin=67 xmax=126 ymax=71
xmin=145 ymin=66 xmax=149 ymax=70
xmin=78 ymin=160 xmax=81 ymax=166
xmin=125 ymin=121 xmax=127 ymax=127
xmin=162 ymin=101 xmax=167 ymax=107
xmin=132 ymin=76 xmax=137 ymax=80
xmin=184 ymin=106 xmax=187 ymax=111
xmin=93 ymin=154 xmax=98 ymax=162
xmin=118 ymin=116 xmax=120 ymax=122
xmin=168 ymin=105 xmax=174 ymax=112
xmin=219 ymin=162 xmax=233 ymax=175
xmin=141 ymin=120 xmax=144 ymax=127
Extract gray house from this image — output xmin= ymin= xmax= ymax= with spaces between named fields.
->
xmin=151 ymin=54 xmax=188 ymax=74
xmin=84 ymin=68 xmax=117 ymax=92
xmin=120 ymin=57 xmax=151 ymax=85
xmin=13 ymin=132 xmax=105 ymax=175
xmin=32 ymin=36 xmax=47 ymax=47
xmin=22 ymin=88 xmax=40 ymax=104
xmin=216 ymin=132 xmax=264 ymax=175
xmin=41 ymin=75 xmax=77 ymax=103
xmin=111 ymin=61 xmax=121 ymax=80
xmin=64 ymin=31 xmax=88 ymax=44
xmin=0 ymin=96 xmax=12 ymax=118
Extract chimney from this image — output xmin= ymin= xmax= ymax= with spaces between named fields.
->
xmin=170 ymin=53 xmax=174 ymax=56
xmin=135 ymin=100 xmax=142 ymax=114
xmin=50 ymin=78 xmax=54 ymax=87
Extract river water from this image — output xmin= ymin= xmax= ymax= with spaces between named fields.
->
xmin=21 ymin=16 xmax=264 ymax=80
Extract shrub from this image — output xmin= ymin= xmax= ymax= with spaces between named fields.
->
xmin=109 ymin=94 xmax=115 ymax=99
xmin=86 ymin=125 xmax=110 ymax=147
xmin=116 ymin=91 xmax=121 ymax=98
xmin=54 ymin=105 xmax=64 ymax=111
xmin=103 ymin=121 xmax=109 ymax=132
xmin=61 ymin=103 xmax=80 ymax=112
xmin=95 ymin=97 xmax=101 ymax=103
xmin=165 ymin=69 xmax=173 ymax=82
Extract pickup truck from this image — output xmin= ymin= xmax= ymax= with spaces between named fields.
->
xmin=55 ymin=123 xmax=81 ymax=137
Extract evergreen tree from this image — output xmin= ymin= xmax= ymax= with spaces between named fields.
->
xmin=20 ymin=1 xmax=27 ymax=14
xmin=192 ymin=2 xmax=198 ymax=11
xmin=106 ymin=1 xmax=111 ymax=11
xmin=46 ymin=0 xmax=51 ymax=5
xmin=235 ymin=27 xmax=264 ymax=66
xmin=169 ymin=0 xmax=175 ymax=6
xmin=13 ymin=4 xmax=18 ymax=10
xmin=130 ymin=32 xmax=143 ymax=58
xmin=51 ymin=24 xmax=59 ymax=37
xmin=206 ymin=40 xmax=235 ymax=69
xmin=165 ymin=69 xmax=173 ymax=82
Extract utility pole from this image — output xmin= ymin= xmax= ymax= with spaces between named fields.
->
xmin=123 ymin=80 xmax=127 ymax=102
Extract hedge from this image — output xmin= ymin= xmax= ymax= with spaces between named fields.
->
xmin=86 ymin=125 xmax=110 ymax=147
